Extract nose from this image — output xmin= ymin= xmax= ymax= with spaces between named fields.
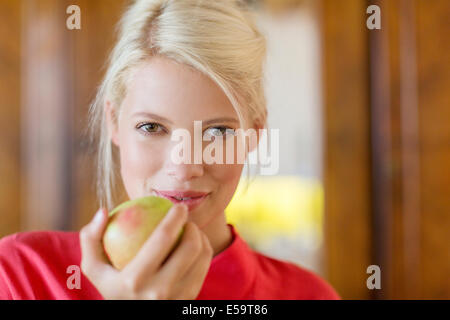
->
xmin=164 ymin=127 xmax=205 ymax=182
xmin=165 ymin=161 xmax=204 ymax=182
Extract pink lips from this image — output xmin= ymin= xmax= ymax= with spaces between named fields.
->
xmin=153 ymin=190 xmax=210 ymax=211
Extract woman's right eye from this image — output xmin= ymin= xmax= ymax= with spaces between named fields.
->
xmin=136 ymin=122 xmax=164 ymax=135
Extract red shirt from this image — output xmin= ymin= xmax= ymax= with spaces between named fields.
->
xmin=0 ymin=224 xmax=340 ymax=300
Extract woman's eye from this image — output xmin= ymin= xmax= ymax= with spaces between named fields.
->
xmin=137 ymin=122 xmax=164 ymax=135
xmin=203 ymin=126 xmax=235 ymax=139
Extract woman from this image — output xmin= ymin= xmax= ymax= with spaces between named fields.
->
xmin=0 ymin=0 xmax=339 ymax=300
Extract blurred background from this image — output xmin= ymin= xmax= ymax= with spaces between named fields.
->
xmin=0 ymin=0 xmax=448 ymax=299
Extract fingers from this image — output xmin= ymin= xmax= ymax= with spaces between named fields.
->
xmin=122 ymin=204 xmax=188 ymax=277
xmin=171 ymin=231 xmax=213 ymax=300
xmin=79 ymin=205 xmax=212 ymax=300
xmin=157 ymin=221 xmax=203 ymax=284
xmin=79 ymin=208 xmax=116 ymax=281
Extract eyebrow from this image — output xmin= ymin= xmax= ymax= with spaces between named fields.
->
xmin=132 ymin=111 xmax=239 ymax=126
xmin=132 ymin=111 xmax=174 ymax=124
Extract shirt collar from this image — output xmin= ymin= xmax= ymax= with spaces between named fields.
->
xmin=196 ymin=224 xmax=257 ymax=299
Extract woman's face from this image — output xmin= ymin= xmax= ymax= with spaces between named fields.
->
xmin=106 ymin=56 xmax=250 ymax=229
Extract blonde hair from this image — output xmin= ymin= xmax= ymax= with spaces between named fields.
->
xmin=86 ymin=0 xmax=267 ymax=211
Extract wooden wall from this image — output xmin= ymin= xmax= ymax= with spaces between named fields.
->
xmin=367 ymin=0 xmax=450 ymax=299
xmin=0 ymin=0 xmax=22 ymax=238
xmin=0 ymin=0 xmax=129 ymax=236
xmin=322 ymin=0 xmax=450 ymax=299
xmin=415 ymin=0 xmax=450 ymax=299
xmin=69 ymin=0 xmax=129 ymax=230
xmin=320 ymin=0 xmax=373 ymax=300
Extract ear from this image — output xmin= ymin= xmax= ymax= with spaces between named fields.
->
xmin=104 ymin=100 xmax=120 ymax=147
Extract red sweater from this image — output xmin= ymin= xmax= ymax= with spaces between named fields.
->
xmin=0 ymin=224 xmax=340 ymax=300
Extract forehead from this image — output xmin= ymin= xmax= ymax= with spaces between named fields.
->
xmin=121 ymin=56 xmax=238 ymax=121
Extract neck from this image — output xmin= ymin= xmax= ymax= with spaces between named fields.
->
xmin=200 ymin=211 xmax=233 ymax=257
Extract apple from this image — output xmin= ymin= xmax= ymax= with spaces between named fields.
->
xmin=102 ymin=195 xmax=183 ymax=270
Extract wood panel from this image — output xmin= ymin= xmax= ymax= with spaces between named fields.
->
xmin=416 ymin=0 xmax=450 ymax=299
xmin=320 ymin=0 xmax=373 ymax=300
xmin=368 ymin=0 xmax=450 ymax=299
xmin=0 ymin=0 xmax=22 ymax=237
xmin=369 ymin=0 xmax=420 ymax=299
xmin=16 ymin=0 xmax=130 ymax=233
xmin=20 ymin=0 xmax=76 ymax=231
xmin=70 ymin=0 xmax=129 ymax=230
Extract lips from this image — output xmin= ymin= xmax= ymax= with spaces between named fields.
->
xmin=152 ymin=189 xmax=210 ymax=211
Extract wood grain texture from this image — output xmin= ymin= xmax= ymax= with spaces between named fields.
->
xmin=20 ymin=0 xmax=76 ymax=231
xmin=70 ymin=0 xmax=129 ymax=231
xmin=320 ymin=0 xmax=373 ymax=300
xmin=0 ymin=0 xmax=22 ymax=238
xmin=367 ymin=0 xmax=449 ymax=299
xmin=369 ymin=0 xmax=421 ymax=299
xmin=416 ymin=0 xmax=450 ymax=299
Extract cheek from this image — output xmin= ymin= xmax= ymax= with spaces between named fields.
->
xmin=211 ymin=163 xmax=243 ymax=183
xmin=118 ymin=131 xmax=165 ymax=197
xmin=209 ymin=163 xmax=243 ymax=202
xmin=204 ymin=135 xmax=246 ymax=203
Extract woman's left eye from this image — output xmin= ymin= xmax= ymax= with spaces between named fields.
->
xmin=203 ymin=126 xmax=235 ymax=139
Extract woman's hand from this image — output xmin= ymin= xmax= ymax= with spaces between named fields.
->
xmin=79 ymin=204 xmax=213 ymax=300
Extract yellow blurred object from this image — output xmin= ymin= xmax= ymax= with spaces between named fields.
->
xmin=225 ymin=176 xmax=324 ymax=246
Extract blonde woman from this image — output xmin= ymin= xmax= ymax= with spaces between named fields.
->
xmin=0 ymin=0 xmax=339 ymax=300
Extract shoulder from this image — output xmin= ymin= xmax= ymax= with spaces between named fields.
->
xmin=0 ymin=230 xmax=93 ymax=300
xmin=253 ymin=252 xmax=341 ymax=300
xmin=0 ymin=230 xmax=80 ymax=264
xmin=0 ymin=230 xmax=79 ymax=249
